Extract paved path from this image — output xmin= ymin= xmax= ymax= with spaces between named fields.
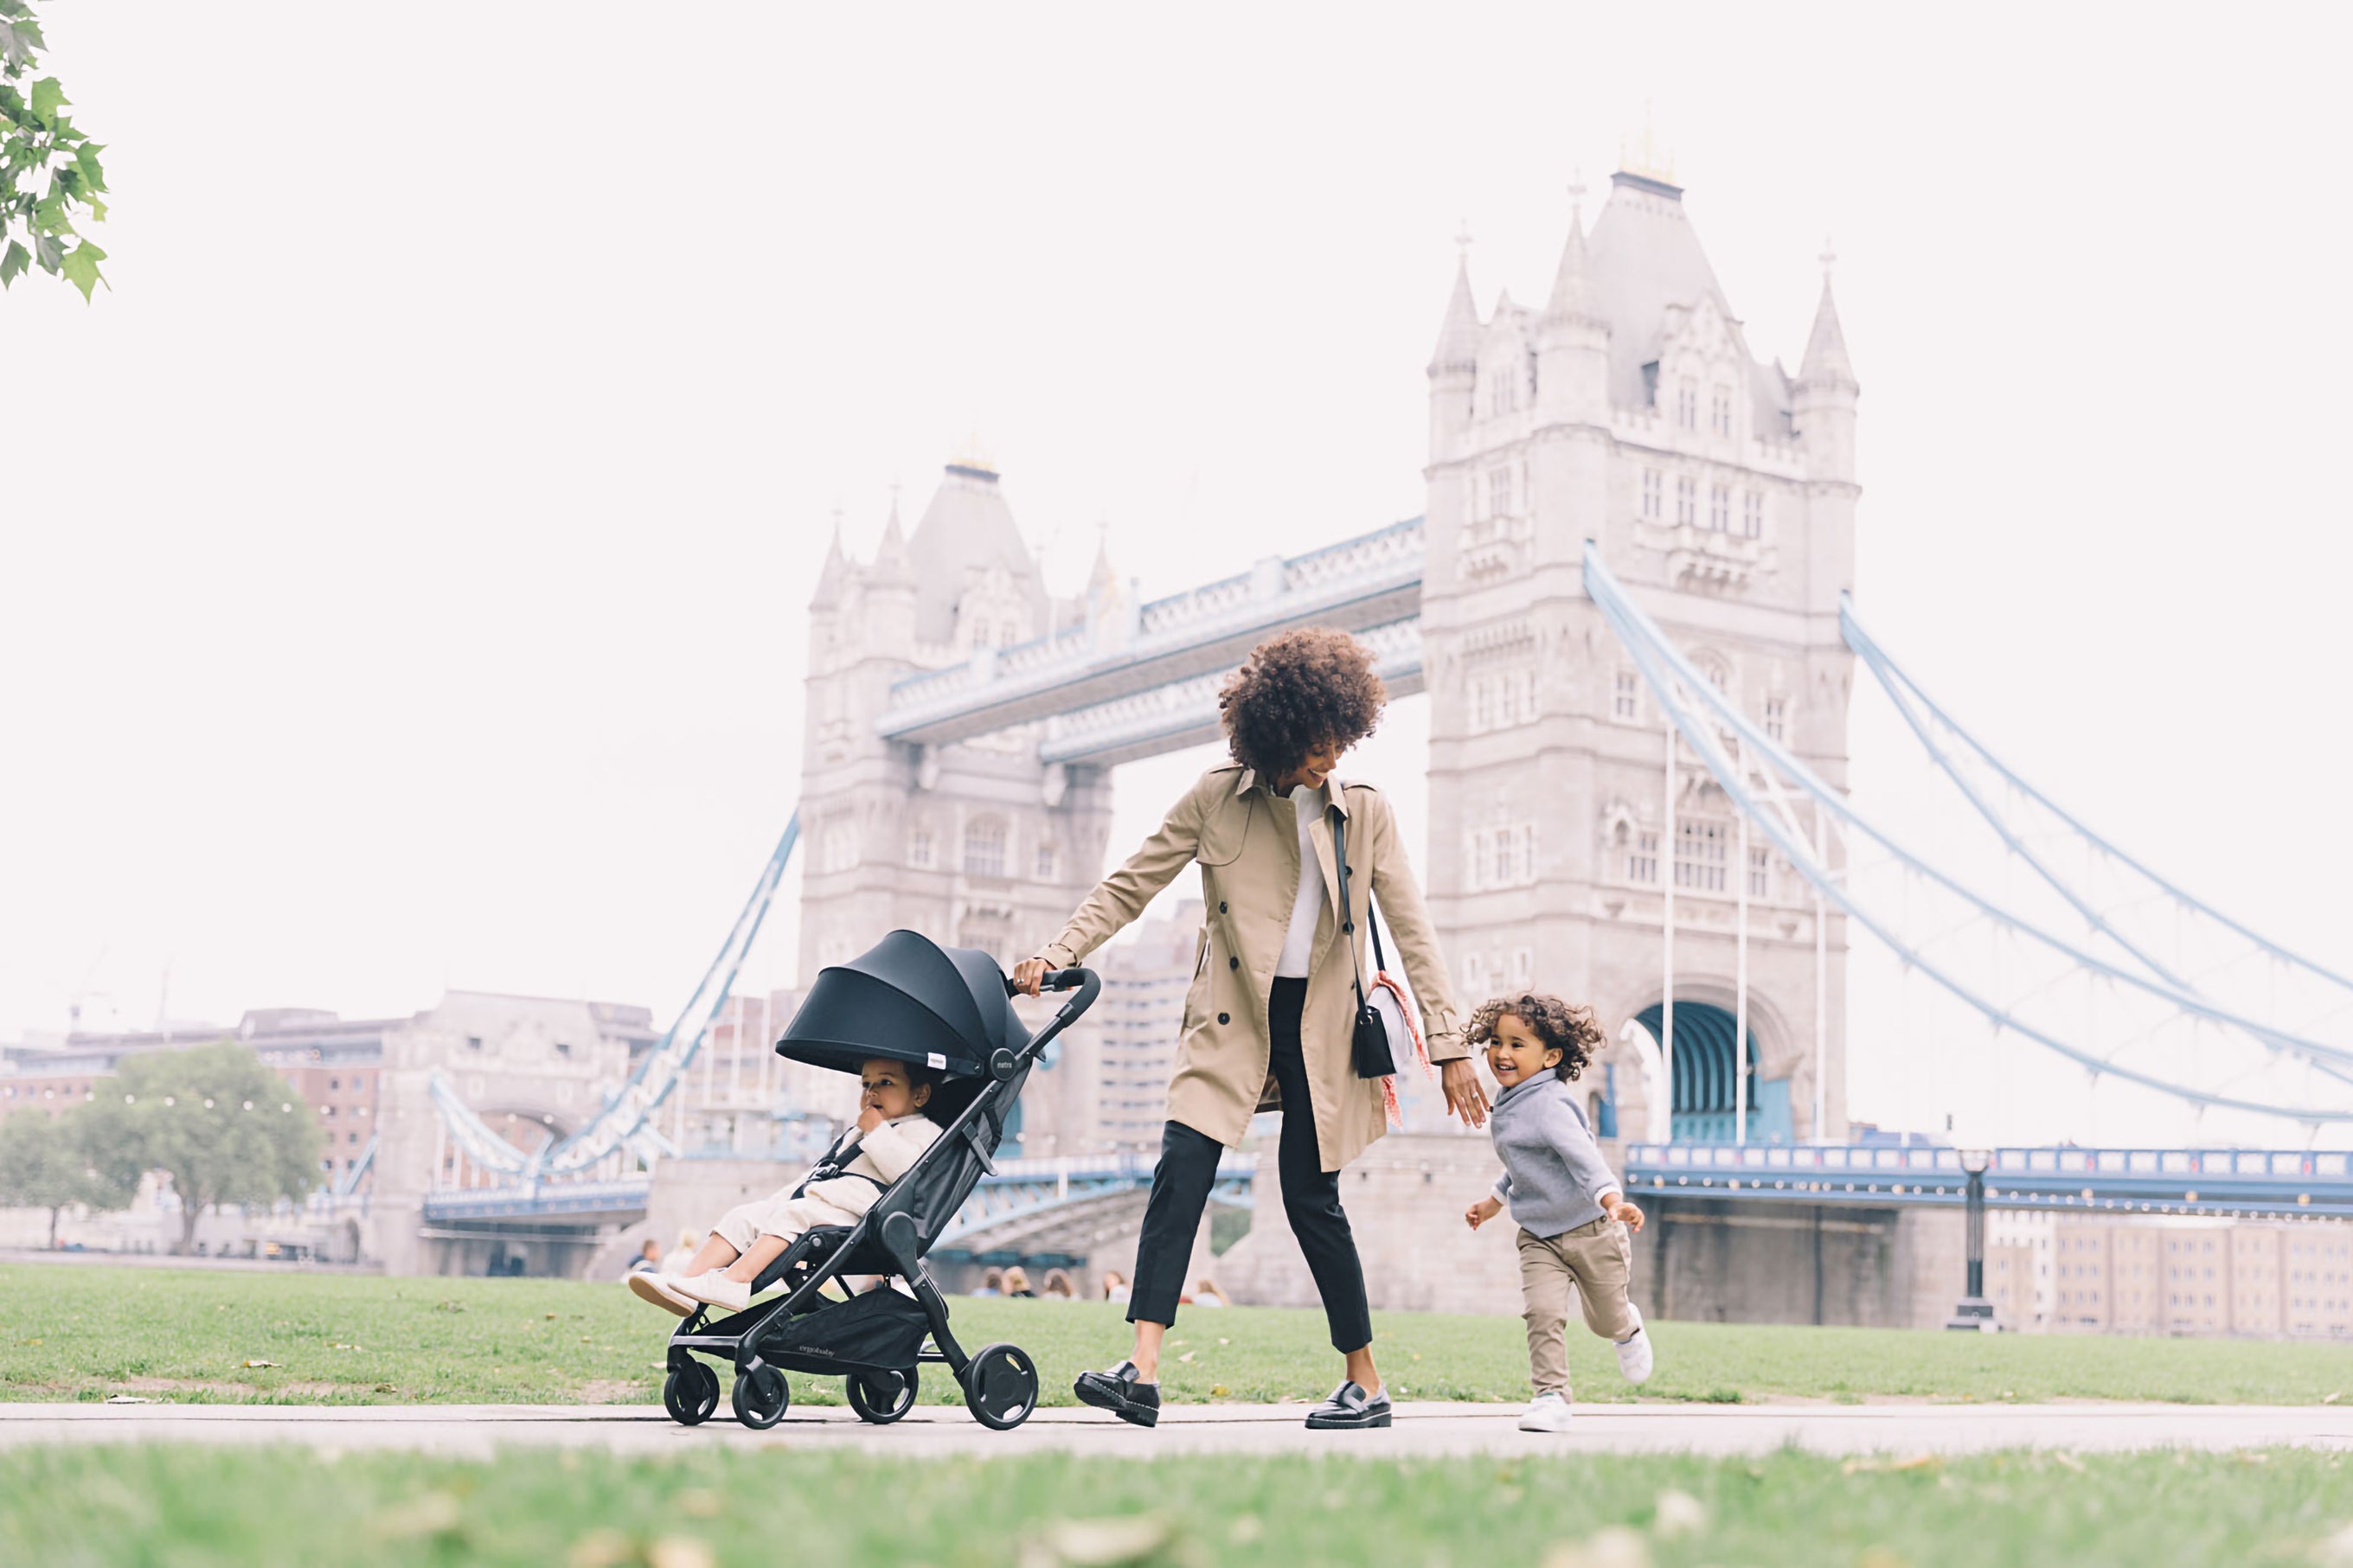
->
xmin=2 ymin=1400 xmax=2348 ymax=1459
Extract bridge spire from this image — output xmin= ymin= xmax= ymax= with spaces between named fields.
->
xmin=1086 ymin=521 xmax=1116 ymax=601
xmin=1543 ymin=176 xmax=1602 ymax=326
xmin=1798 ymin=238 xmax=1856 ymax=388
xmin=875 ymin=487 xmax=913 ymax=582
xmin=810 ymin=510 xmax=850 ymax=610
xmin=1427 ymin=221 xmax=1481 ymax=375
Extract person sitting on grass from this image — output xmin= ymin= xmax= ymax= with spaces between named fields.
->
xmin=661 ymin=1229 xmax=701 ymax=1274
xmin=1460 ymin=993 xmax=1653 ymax=1433
xmin=628 ymin=1058 xmax=944 ymax=1315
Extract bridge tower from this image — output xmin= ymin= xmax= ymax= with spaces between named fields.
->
xmin=1419 ymin=166 xmax=1858 ymax=1142
xmin=798 ymin=455 xmax=1117 ymax=1147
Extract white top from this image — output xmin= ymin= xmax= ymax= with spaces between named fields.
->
xmin=1273 ymin=783 xmax=1326 ymax=978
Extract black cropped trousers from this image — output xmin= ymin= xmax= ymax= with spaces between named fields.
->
xmin=1127 ymin=976 xmax=1374 ymax=1354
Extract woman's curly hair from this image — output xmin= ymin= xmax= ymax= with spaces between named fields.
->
xmin=1465 ymin=993 xmax=1605 ymax=1081
xmin=1217 ymin=627 xmax=1387 ymax=781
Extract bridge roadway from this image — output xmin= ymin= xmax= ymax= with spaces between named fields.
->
xmin=5 ymin=1399 xmax=2346 ymax=1460
xmin=422 ymin=1141 xmax=2353 ymax=1234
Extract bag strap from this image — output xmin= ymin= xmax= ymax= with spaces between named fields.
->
xmin=1331 ymin=805 xmax=1369 ymax=1012
xmin=1330 ymin=792 xmax=1392 ymax=976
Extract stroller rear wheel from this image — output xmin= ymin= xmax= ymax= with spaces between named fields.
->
xmin=731 ymin=1364 xmax=791 ymax=1430
xmin=846 ymin=1367 xmax=919 ymax=1424
xmin=961 ymin=1342 xmax=1040 ymax=1430
xmin=664 ymin=1361 xmax=721 ymax=1427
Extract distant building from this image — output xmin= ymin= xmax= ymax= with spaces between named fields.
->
xmin=1989 ymin=1210 xmax=2350 ymax=1340
xmin=669 ymin=987 xmax=852 ymax=1159
xmin=0 ymin=992 xmax=659 ymax=1206
xmin=3 ymin=1009 xmax=397 ymax=1194
xmin=1042 ymin=901 xmax=1202 ymax=1155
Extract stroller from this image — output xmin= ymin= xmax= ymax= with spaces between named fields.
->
xmin=659 ymin=930 xmax=1098 ymax=1432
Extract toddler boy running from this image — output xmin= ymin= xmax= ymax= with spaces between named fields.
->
xmin=1462 ymin=993 xmax=1654 ymax=1431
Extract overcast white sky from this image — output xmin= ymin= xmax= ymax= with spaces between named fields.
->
xmin=4 ymin=4 xmax=2349 ymax=1139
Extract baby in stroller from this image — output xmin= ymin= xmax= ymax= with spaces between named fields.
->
xmin=629 ymin=1058 xmax=945 ymax=1316
xmin=655 ymin=928 xmax=1100 ymax=1433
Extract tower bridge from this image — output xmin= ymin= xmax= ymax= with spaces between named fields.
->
xmin=397 ymin=163 xmax=2353 ymax=1324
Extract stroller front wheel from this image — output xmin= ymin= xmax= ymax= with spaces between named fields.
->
xmin=961 ymin=1342 xmax=1040 ymax=1430
xmin=664 ymin=1361 xmax=721 ymax=1426
xmin=731 ymin=1364 xmax=791 ymax=1430
xmin=847 ymin=1367 xmax=919 ymax=1424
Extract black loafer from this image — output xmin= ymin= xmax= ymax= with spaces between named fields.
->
xmin=1073 ymin=1360 xmax=1161 ymax=1428
xmin=1305 ymin=1379 xmax=1392 ymax=1430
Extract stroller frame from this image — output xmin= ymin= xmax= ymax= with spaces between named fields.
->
xmin=660 ymin=965 xmax=1100 ymax=1431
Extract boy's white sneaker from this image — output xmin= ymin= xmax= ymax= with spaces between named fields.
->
xmin=673 ymin=1270 xmax=750 ymax=1312
xmin=1518 ymin=1392 xmax=1574 ymax=1432
xmin=1615 ymin=1310 xmax=1654 ymax=1385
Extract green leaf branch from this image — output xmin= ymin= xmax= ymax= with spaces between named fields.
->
xmin=0 ymin=0 xmax=108 ymax=299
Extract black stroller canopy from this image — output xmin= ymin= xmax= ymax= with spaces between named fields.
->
xmin=775 ymin=929 xmax=1029 ymax=1078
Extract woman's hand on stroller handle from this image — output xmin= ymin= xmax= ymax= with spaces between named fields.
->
xmin=1009 ymin=959 xmax=1087 ymax=998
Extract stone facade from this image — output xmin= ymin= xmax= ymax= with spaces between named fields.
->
xmin=1417 ymin=169 xmax=1857 ymax=1145
xmin=366 ymin=990 xmax=660 ymax=1276
xmin=796 ymin=459 xmax=1119 ymax=1000
xmin=1211 ymin=1131 xmax=1964 ymax=1331
xmin=1214 ymin=1132 xmax=1526 ymax=1318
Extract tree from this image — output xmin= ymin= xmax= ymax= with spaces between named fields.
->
xmin=106 ymin=1041 xmax=324 ymax=1254
xmin=0 ymin=1109 xmax=138 ymax=1249
xmin=0 ymin=0 xmax=110 ymax=299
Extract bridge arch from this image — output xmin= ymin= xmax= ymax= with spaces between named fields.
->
xmin=1630 ymin=1000 xmax=1792 ymax=1143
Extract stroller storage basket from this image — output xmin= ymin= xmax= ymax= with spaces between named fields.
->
xmin=770 ymin=1286 xmax=931 ymax=1375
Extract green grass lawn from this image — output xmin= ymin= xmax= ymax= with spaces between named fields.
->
xmin=0 ymin=1444 xmax=2347 ymax=1567
xmin=3 ymin=1264 xmax=2350 ymax=1409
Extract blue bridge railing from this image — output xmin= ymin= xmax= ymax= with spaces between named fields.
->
xmin=1622 ymin=1143 xmax=2353 ymax=1219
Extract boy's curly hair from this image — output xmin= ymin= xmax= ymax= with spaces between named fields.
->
xmin=1465 ymin=993 xmax=1605 ymax=1081
xmin=1217 ymin=627 xmax=1387 ymax=782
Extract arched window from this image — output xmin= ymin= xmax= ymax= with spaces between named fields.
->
xmin=1033 ymin=841 xmax=1058 ymax=880
xmin=907 ymin=823 xmax=934 ymax=868
xmin=963 ymin=818 xmax=1007 ymax=879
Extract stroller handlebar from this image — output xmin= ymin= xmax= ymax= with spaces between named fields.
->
xmin=1007 ymin=967 xmax=1091 ymax=997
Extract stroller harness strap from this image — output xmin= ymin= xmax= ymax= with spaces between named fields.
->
xmin=961 ymin=1114 xmax=998 ymax=1176
xmin=792 ymin=1129 xmax=872 ymax=1199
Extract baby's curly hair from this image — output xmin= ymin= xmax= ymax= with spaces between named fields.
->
xmin=1465 ymin=993 xmax=1605 ymax=1081
xmin=1217 ymin=627 xmax=1387 ymax=782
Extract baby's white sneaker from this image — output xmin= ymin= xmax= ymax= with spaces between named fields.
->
xmin=625 ymin=1270 xmax=696 ymax=1316
xmin=674 ymin=1270 xmax=750 ymax=1312
xmin=1518 ymin=1391 xmax=1574 ymax=1432
xmin=1615 ymin=1309 xmax=1654 ymax=1385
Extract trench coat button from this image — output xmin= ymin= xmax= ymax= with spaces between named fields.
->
xmin=1228 ymin=956 xmax=1239 ymax=970
xmin=1217 ymin=1012 xmax=1230 ymax=1026
xmin=1218 ymin=901 xmax=1228 ymax=913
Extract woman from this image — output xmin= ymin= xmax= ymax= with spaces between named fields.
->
xmin=1015 ymin=627 xmax=1487 ymax=1430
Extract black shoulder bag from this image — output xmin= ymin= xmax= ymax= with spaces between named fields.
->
xmin=1332 ymin=809 xmax=1397 ymax=1080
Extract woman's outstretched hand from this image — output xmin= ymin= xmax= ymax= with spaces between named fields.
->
xmin=1011 ymin=957 xmax=1049 ymax=997
xmin=1440 ymin=1058 xmax=1490 ymax=1127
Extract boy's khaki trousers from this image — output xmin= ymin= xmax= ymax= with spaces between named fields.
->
xmin=1516 ymin=1216 xmax=1638 ymax=1397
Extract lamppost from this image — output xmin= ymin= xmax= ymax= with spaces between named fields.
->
xmin=1945 ymin=1148 xmax=1997 ymax=1331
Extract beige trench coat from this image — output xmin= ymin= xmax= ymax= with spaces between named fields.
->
xmin=1037 ymin=764 xmax=1466 ymax=1172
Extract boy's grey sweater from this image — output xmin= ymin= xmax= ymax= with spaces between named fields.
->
xmin=1490 ymin=1073 xmax=1620 ymax=1238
